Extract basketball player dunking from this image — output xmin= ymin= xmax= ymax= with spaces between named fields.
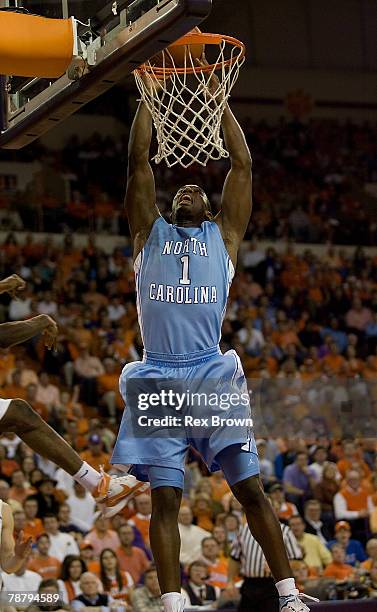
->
xmin=110 ymin=62 xmax=315 ymax=612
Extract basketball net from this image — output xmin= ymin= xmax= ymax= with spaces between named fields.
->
xmin=134 ymin=33 xmax=245 ymax=168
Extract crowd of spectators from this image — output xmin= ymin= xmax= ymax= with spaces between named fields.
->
xmin=0 ymin=118 xmax=376 ymax=244
xmin=0 ymin=227 xmax=375 ymax=609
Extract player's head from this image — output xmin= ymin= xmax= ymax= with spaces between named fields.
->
xmin=171 ymin=185 xmax=213 ymax=224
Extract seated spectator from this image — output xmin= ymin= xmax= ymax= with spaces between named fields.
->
xmin=34 ymin=478 xmax=60 ymax=518
xmin=178 ymin=505 xmax=211 ymax=566
xmin=346 ymin=297 xmax=372 ymax=333
xmin=86 ymin=513 xmax=120 ymax=558
xmin=99 ymin=548 xmax=134 ymax=602
xmin=116 ymin=523 xmax=150 ymax=584
xmin=25 ymin=578 xmax=70 ymax=612
xmin=209 ymin=470 xmax=230 ymax=503
xmin=2 ymin=369 xmax=27 ymax=400
xmin=79 ymin=541 xmax=100 ymax=575
xmin=67 ymin=481 xmax=96 ymax=533
xmin=36 ymin=372 xmax=60 ymax=411
xmin=74 ymin=343 xmax=104 ymax=406
xmin=72 ymin=572 xmax=114 ymax=610
xmin=290 ymin=559 xmax=332 ymax=602
xmin=256 ymin=439 xmax=276 ymax=486
xmin=212 ymin=525 xmax=230 ymax=558
xmin=289 ymin=515 xmax=331 ymax=572
xmin=13 ymin=510 xmax=27 ymax=541
xmin=128 ymin=493 xmax=152 ymax=547
xmin=2 ymin=557 xmax=41 ymax=600
xmin=337 ymin=440 xmax=371 ymax=480
xmin=97 ymin=358 xmax=123 ymax=420
xmin=361 ymin=538 xmax=377 ymax=571
xmin=223 ymin=512 xmax=242 ymax=544
xmin=182 ymin=560 xmax=220 ymax=606
xmin=283 ymin=451 xmax=316 ymax=509
xmin=0 ymin=479 xmax=22 ymax=512
xmin=42 ymin=514 xmax=80 ymax=562
xmin=27 ymin=533 xmax=61 ymax=580
xmin=131 ymin=567 xmax=161 ymax=612
xmin=23 ymin=496 xmax=44 ymax=542
xmin=327 ymin=521 xmax=367 ymax=566
xmin=58 ymin=502 xmax=84 ymax=536
xmin=80 ymin=434 xmax=110 ymax=473
xmin=200 ymin=536 xmax=228 ymax=589
xmin=333 ymin=469 xmax=369 ymax=542
xmin=0 ymin=445 xmax=19 ymax=479
xmin=269 ymin=483 xmax=298 ymax=522
xmin=304 ymin=500 xmax=332 ymax=543
xmin=313 ymin=462 xmax=340 ymax=514
xmin=309 ymin=446 xmax=329 ymax=483
xmin=25 ymin=384 xmax=48 ymax=420
xmin=192 ymin=493 xmax=214 ymax=532
xmin=323 ymin=543 xmax=355 ymax=581
xmin=9 ymin=469 xmax=35 ymax=504
xmin=58 ymin=555 xmax=87 ymax=603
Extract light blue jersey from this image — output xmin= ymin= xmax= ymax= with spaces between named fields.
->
xmin=135 ymin=217 xmax=234 ymax=355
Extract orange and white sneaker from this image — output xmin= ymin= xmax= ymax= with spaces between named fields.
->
xmin=94 ymin=470 xmax=149 ymax=518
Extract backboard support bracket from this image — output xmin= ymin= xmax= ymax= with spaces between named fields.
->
xmin=0 ymin=0 xmax=212 ymax=149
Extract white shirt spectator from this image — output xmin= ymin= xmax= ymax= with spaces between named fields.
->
xmin=237 ymin=327 xmax=265 ymax=354
xmin=37 ymin=299 xmax=58 ymax=317
xmin=67 ymin=489 xmax=96 ymax=532
xmin=48 ymin=531 xmax=79 ymax=561
xmin=9 ymin=297 xmax=32 ymax=321
xmin=2 ymin=568 xmax=41 ymax=592
xmin=108 ymin=303 xmax=127 ymax=322
xmin=179 ymin=523 xmax=211 ymax=566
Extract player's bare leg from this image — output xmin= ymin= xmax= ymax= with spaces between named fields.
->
xmin=149 ymin=487 xmax=182 ymax=594
xmin=0 ymin=399 xmax=146 ymax=511
xmin=231 ymin=476 xmax=318 ymax=610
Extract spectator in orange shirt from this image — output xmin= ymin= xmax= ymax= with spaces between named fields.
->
xmin=9 ymin=469 xmax=35 ymax=504
xmin=361 ymin=539 xmax=377 ymax=572
xmin=337 ymin=440 xmax=371 ymax=480
xmin=0 ymin=443 xmax=19 ymax=478
xmin=97 ymin=358 xmax=123 ymax=420
xmin=28 ymin=533 xmax=61 ymax=580
xmin=25 ymin=383 xmax=49 ymax=421
xmin=322 ymin=342 xmax=345 ymax=374
xmin=79 ymin=541 xmax=100 ymax=575
xmin=269 ymin=483 xmax=298 ymax=521
xmin=323 ymin=544 xmax=355 ymax=581
xmin=210 ymin=471 xmax=230 ymax=503
xmin=116 ymin=524 xmax=150 ymax=584
xmin=192 ymin=493 xmax=214 ymax=532
xmin=23 ymin=496 xmax=44 ymax=542
xmin=200 ymin=537 xmax=229 ymax=589
xmin=80 ymin=434 xmax=110 ymax=473
xmin=128 ymin=494 xmax=152 ymax=547
xmin=1 ymin=369 xmax=27 ymax=400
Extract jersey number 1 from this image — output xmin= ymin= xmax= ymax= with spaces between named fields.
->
xmin=179 ymin=255 xmax=191 ymax=285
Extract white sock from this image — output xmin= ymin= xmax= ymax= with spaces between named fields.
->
xmin=276 ymin=578 xmax=297 ymax=597
xmin=161 ymin=592 xmax=184 ymax=612
xmin=73 ymin=462 xmax=101 ymax=493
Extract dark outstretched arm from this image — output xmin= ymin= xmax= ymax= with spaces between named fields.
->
xmin=125 ymin=101 xmax=160 ymax=259
xmin=0 ymin=314 xmax=52 ymax=349
xmin=218 ymin=105 xmax=252 ymax=265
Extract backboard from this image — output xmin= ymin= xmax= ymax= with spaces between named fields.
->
xmin=0 ymin=0 xmax=212 ymax=149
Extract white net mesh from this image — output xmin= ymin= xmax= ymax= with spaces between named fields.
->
xmin=134 ymin=37 xmax=245 ymax=168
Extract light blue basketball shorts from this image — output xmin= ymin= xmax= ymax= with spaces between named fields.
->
xmin=111 ymin=346 xmax=260 ymax=489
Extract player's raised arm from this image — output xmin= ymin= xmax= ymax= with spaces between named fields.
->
xmin=0 ymin=314 xmax=58 ymax=350
xmin=125 ymin=98 xmax=160 ymax=259
xmin=219 ymin=104 xmax=252 ymax=249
